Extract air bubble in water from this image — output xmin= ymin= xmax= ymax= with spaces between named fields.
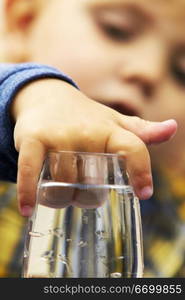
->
xmin=78 ymin=241 xmax=88 ymax=247
xmin=58 ymin=254 xmax=67 ymax=264
xmin=53 ymin=228 xmax=64 ymax=237
xmin=48 ymin=228 xmax=64 ymax=238
xmin=95 ymin=230 xmax=109 ymax=240
xmin=41 ymin=250 xmax=54 ymax=262
xmin=58 ymin=255 xmax=73 ymax=275
xmin=23 ymin=251 xmax=28 ymax=258
xmin=118 ymin=256 xmax=124 ymax=260
xmin=110 ymin=272 xmax=122 ymax=278
xmin=29 ymin=231 xmax=44 ymax=237
xmin=66 ymin=239 xmax=72 ymax=242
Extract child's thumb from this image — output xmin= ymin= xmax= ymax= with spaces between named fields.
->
xmin=119 ymin=117 xmax=177 ymax=144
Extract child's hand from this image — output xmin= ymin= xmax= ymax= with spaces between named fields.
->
xmin=11 ymin=79 xmax=177 ymax=216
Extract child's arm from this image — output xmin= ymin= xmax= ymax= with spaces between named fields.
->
xmin=0 ymin=63 xmax=78 ymax=182
xmin=0 ymin=63 xmax=177 ymax=216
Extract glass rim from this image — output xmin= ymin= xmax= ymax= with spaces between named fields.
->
xmin=48 ymin=150 xmax=125 ymax=158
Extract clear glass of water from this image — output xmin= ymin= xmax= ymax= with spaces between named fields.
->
xmin=22 ymin=151 xmax=144 ymax=278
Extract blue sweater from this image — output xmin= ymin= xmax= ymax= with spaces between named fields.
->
xmin=0 ymin=63 xmax=78 ymax=182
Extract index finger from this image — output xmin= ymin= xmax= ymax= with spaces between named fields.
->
xmin=17 ymin=138 xmax=46 ymax=217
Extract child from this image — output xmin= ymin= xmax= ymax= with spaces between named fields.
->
xmin=0 ymin=0 xmax=184 ymax=277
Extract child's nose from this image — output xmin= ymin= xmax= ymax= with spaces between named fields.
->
xmin=118 ymin=37 xmax=167 ymax=97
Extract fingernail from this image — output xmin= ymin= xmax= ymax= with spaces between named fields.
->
xmin=161 ymin=119 xmax=176 ymax=126
xmin=139 ymin=186 xmax=153 ymax=200
xmin=21 ymin=205 xmax=33 ymax=217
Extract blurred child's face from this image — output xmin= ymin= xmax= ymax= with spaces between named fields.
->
xmin=11 ymin=0 xmax=185 ymax=167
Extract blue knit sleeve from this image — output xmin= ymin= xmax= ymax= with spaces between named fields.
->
xmin=0 ymin=63 xmax=79 ymax=182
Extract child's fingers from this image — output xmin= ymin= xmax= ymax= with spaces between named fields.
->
xmin=118 ymin=117 xmax=177 ymax=144
xmin=106 ymin=127 xmax=153 ymax=200
xmin=40 ymin=151 xmax=77 ymax=208
xmin=17 ymin=138 xmax=46 ymax=217
xmin=72 ymin=155 xmax=108 ymax=208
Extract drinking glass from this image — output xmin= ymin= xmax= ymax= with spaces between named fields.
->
xmin=22 ymin=151 xmax=143 ymax=278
